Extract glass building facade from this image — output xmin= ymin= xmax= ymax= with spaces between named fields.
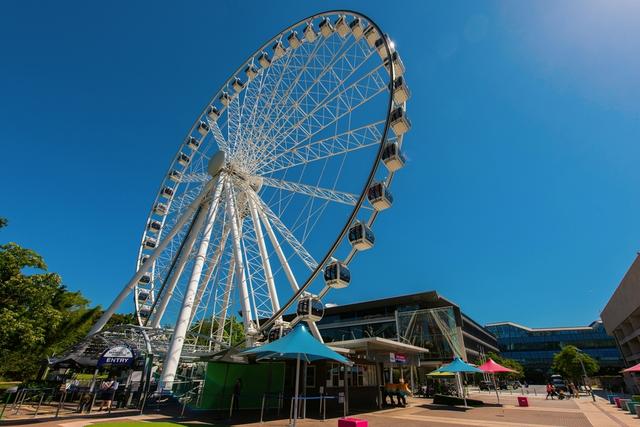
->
xmin=485 ymin=321 xmax=624 ymax=379
xmin=312 ymin=291 xmax=499 ymax=365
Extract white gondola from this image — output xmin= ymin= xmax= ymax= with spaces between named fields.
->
xmin=219 ymin=92 xmax=231 ymax=107
xmin=303 ymin=22 xmax=317 ymax=42
xmin=335 ymin=15 xmax=349 ymax=37
xmin=348 ymin=221 xmax=375 ymax=250
xmin=137 ymin=290 xmax=150 ymax=302
xmin=207 ymin=105 xmax=220 ymax=121
xmin=324 ymin=260 xmax=351 ymax=289
xmin=177 ymin=152 xmax=190 ymax=166
xmin=139 ymin=305 xmax=152 ymax=318
xmin=389 ymin=107 xmax=411 ymax=136
xmin=287 ymin=31 xmax=301 ymax=49
xmin=393 ymin=76 xmax=410 ymax=104
xmin=375 ymin=36 xmax=393 ymax=60
xmin=258 ymin=52 xmax=271 ymax=68
xmin=140 ymin=254 xmax=150 ymax=265
xmin=297 ymin=296 xmax=324 ymax=322
xmin=160 ymin=187 xmax=174 ymax=199
xmin=349 ymin=17 xmax=364 ymax=40
xmin=381 ymin=141 xmax=406 ymax=172
xmin=268 ymin=322 xmax=292 ymax=342
xmin=168 ymin=170 xmax=182 ymax=182
xmin=364 ymin=25 xmax=379 ymax=48
xmin=232 ymin=77 xmax=245 ymax=93
xmin=186 ymin=136 xmax=200 ymax=150
xmin=198 ymin=121 xmax=210 ymax=136
xmin=143 ymin=236 xmax=157 ymax=249
xmin=388 ymin=51 xmax=405 ymax=77
xmin=272 ymin=40 xmax=286 ymax=59
xmin=367 ymin=182 xmax=393 ymax=211
xmin=245 ymin=64 xmax=258 ymax=79
xmin=154 ymin=203 xmax=168 ymax=215
xmin=138 ymin=273 xmax=151 ymax=284
xmin=147 ymin=220 xmax=162 ymax=234
xmin=319 ymin=17 xmax=334 ymax=37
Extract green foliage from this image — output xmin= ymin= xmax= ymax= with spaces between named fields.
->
xmin=191 ymin=316 xmax=246 ymax=347
xmin=551 ymin=345 xmax=599 ymax=383
xmin=478 ymin=352 xmax=525 ymax=380
xmin=0 ymin=218 xmax=7 ymax=229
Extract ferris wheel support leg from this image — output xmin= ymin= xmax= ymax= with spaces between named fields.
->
xmin=253 ymin=197 xmax=324 ymax=342
xmin=88 ymin=179 xmax=217 ymax=336
xmin=214 ymin=258 xmax=235 ymax=351
xmin=189 ymin=227 xmax=230 ymax=326
xmin=159 ymin=178 xmax=225 ymax=391
xmin=225 ymin=180 xmax=257 ymax=342
xmin=247 ymin=196 xmax=280 ymax=314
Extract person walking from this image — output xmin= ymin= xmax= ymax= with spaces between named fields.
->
xmin=98 ymin=377 xmax=119 ymax=411
xmin=545 ymin=382 xmax=555 ymax=400
xmin=233 ymin=378 xmax=242 ymax=412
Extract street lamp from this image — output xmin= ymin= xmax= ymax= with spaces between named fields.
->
xmin=575 ymin=348 xmax=595 ymax=401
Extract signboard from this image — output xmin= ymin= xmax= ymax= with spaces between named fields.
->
xmin=395 ymin=353 xmax=407 ymax=364
xmin=98 ymin=345 xmax=134 ymax=367
xmin=389 ymin=352 xmax=396 ymax=363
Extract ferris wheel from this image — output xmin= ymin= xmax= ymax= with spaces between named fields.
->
xmin=89 ymin=10 xmax=410 ymax=389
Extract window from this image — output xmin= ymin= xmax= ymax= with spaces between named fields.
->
xmin=306 ymin=366 xmax=316 ymax=388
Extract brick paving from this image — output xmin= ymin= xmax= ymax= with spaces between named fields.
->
xmin=2 ymin=392 xmax=639 ymax=427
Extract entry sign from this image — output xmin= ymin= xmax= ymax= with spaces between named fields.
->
xmin=395 ymin=353 xmax=407 ymax=364
xmin=98 ymin=345 xmax=134 ymax=367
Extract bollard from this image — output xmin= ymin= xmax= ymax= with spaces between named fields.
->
xmin=229 ymin=394 xmax=235 ymax=419
xmin=260 ymin=394 xmax=265 ymax=423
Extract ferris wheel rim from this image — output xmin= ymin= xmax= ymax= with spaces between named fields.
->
xmin=133 ymin=9 xmax=399 ymax=335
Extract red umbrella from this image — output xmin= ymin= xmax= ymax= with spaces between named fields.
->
xmin=622 ymin=362 xmax=640 ymax=373
xmin=478 ymin=358 xmax=519 ymax=403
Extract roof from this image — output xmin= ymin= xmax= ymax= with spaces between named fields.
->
xmin=321 ymin=290 xmax=459 ymax=315
xmin=484 ymin=320 xmax=603 ymax=332
xmin=326 ymin=337 xmax=429 ymax=354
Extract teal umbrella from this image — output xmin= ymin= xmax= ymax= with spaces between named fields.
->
xmin=436 ymin=357 xmax=482 ymax=407
xmin=240 ymin=324 xmax=351 ymax=426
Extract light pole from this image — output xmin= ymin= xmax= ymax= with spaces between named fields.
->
xmin=575 ymin=348 xmax=595 ymax=401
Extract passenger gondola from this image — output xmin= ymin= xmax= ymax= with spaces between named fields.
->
xmin=393 ymin=76 xmax=410 ymax=104
xmin=335 ymin=15 xmax=349 ymax=37
xmin=147 ymin=220 xmax=162 ymax=234
xmin=367 ymin=182 xmax=393 ymax=211
xmin=207 ymin=105 xmax=220 ymax=121
xmin=319 ymin=17 xmax=334 ymax=37
xmin=186 ymin=136 xmax=200 ymax=150
xmin=268 ymin=322 xmax=292 ymax=342
xmin=348 ymin=221 xmax=375 ymax=250
xmin=303 ymin=22 xmax=317 ymax=42
xmin=324 ymin=260 xmax=351 ymax=289
xmin=160 ymin=187 xmax=174 ymax=199
xmin=297 ymin=296 xmax=324 ymax=322
xmin=177 ymin=152 xmax=191 ymax=166
xmin=389 ymin=107 xmax=411 ymax=136
xmin=287 ymin=31 xmax=301 ymax=49
xmin=381 ymin=141 xmax=406 ymax=172
xmin=198 ymin=120 xmax=210 ymax=136
xmin=143 ymin=236 xmax=157 ymax=249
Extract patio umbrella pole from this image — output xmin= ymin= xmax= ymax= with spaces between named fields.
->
xmin=493 ymin=373 xmax=500 ymax=403
xmin=292 ymin=354 xmax=301 ymax=427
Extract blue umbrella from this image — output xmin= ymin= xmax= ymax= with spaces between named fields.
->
xmin=240 ymin=324 xmax=351 ymax=426
xmin=435 ymin=357 xmax=482 ymax=407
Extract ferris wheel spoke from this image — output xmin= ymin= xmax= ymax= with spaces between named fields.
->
xmin=261 ymin=177 xmax=359 ymax=206
xmin=250 ymin=191 xmax=318 ymax=272
xmin=242 ymin=34 xmax=333 ymax=161
xmin=213 ymin=257 xmax=235 ymax=351
xmin=257 ymin=63 xmax=388 ymax=167
xmin=207 ymin=118 xmax=230 ymax=153
xmin=255 ymin=36 xmax=373 ymax=157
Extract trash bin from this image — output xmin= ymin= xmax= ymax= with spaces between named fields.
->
xmin=517 ymin=396 xmax=529 ymax=407
xmin=338 ymin=417 xmax=368 ymax=427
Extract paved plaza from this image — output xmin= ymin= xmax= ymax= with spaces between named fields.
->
xmin=3 ymin=390 xmax=639 ymax=427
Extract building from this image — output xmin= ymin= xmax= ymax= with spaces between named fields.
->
xmin=313 ymin=291 xmax=499 ymax=378
xmin=601 ymin=253 xmax=640 ymax=393
xmin=485 ymin=320 xmax=623 ymax=382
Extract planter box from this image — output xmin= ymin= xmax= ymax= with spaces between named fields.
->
xmin=338 ymin=418 xmax=368 ymax=427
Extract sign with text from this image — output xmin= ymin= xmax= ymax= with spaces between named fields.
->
xmin=395 ymin=353 xmax=407 ymax=364
xmin=98 ymin=345 xmax=134 ymax=367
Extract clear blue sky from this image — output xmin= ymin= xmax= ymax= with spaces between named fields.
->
xmin=2 ymin=0 xmax=639 ymax=328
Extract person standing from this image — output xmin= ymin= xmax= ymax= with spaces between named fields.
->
xmin=233 ymin=378 xmax=242 ymax=412
xmin=545 ymin=382 xmax=555 ymax=400
xmin=98 ymin=377 xmax=119 ymax=411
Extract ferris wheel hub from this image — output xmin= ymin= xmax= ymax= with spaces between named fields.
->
xmin=207 ymin=151 xmax=226 ymax=177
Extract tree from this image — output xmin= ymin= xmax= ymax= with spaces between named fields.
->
xmin=551 ymin=345 xmax=599 ymax=383
xmin=0 ymin=220 xmax=103 ymax=379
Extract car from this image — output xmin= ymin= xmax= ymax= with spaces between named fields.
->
xmin=479 ymin=381 xmax=495 ymax=391
xmin=550 ymin=374 xmax=568 ymax=392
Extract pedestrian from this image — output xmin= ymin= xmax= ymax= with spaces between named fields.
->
xmin=545 ymin=382 xmax=555 ymax=400
xmin=233 ymin=378 xmax=242 ymax=411
xmin=98 ymin=376 xmax=119 ymax=411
